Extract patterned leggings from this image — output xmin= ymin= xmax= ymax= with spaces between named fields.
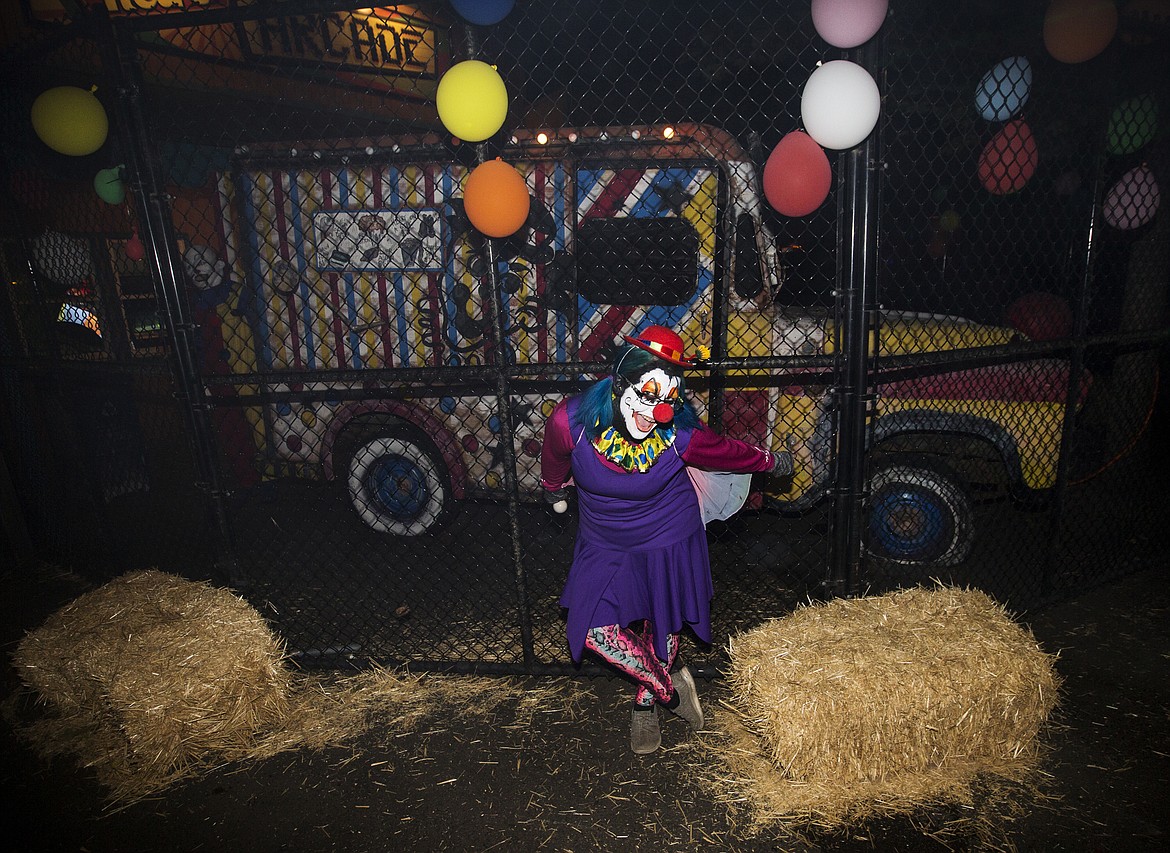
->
xmin=585 ymin=621 xmax=679 ymax=707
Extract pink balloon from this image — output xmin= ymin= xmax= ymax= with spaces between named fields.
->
xmin=977 ymin=120 xmax=1039 ymax=195
xmin=125 ymin=230 xmax=146 ymax=262
xmin=811 ymin=0 xmax=890 ymax=48
xmin=1104 ymin=164 xmax=1161 ymax=230
xmin=763 ymin=131 xmax=832 ymax=217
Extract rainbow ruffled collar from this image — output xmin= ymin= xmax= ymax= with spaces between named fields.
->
xmin=592 ymin=423 xmax=676 ymax=473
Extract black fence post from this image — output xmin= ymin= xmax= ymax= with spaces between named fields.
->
xmin=98 ymin=13 xmax=243 ymax=587
xmin=827 ymin=41 xmax=882 ymax=599
xmin=1041 ymin=152 xmax=1104 ymax=598
xmin=481 ymin=235 xmax=536 ymax=672
xmin=466 ymin=22 xmax=536 ymax=671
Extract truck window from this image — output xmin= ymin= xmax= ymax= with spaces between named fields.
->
xmin=576 ymin=217 xmax=698 ymax=306
xmin=733 ymin=213 xmax=763 ymax=300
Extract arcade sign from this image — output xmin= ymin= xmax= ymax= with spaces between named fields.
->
xmin=98 ymin=2 xmax=443 ymax=91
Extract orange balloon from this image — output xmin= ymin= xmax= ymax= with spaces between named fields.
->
xmin=463 ymin=159 xmax=530 ymax=238
xmin=1043 ymin=0 xmax=1119 ymax=63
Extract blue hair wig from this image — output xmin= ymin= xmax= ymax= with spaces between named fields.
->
xmin=571 ymin=343 xmax=700 ymax=440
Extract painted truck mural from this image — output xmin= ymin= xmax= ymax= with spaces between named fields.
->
xmin=201 ymin=123 xmax=1085 ymax=566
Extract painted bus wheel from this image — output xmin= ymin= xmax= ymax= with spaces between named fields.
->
xmin=347 ymin=432 xmax=448 ymax=536
xmin=866 ymin=464 xmax=974 ymax=566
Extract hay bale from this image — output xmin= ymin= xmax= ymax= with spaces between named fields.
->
xmin=12 ymin=570 xmax=291 ymax=798
xmin=721 ymin=586 xmax=1059 ymax=829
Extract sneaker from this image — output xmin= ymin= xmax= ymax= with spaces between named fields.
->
xmin=669 ymin=666 xmax=704 ymax=730
xmin=630 ymin=705 xmax=661 ymax=754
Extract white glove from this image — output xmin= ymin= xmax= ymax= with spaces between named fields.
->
xmin=544 ymin=487 xmax=570 ymax=514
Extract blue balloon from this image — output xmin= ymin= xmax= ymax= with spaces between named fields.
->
xmin=450 ymin=0 xmax=514 ymax=26
xmin=975 ymin=56 xmax=1032 ymax=122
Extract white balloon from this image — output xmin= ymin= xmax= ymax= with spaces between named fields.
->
xmin=800 ymin=60 xmax=881 ymax=150
xmin=32 ymin=230 xmax=94 ymax=286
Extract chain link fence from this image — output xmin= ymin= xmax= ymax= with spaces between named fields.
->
xmin=2 ymin=0 xmax=1168 ymax=674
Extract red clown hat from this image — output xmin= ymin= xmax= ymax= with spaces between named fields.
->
xmin=623 ymin=325 xmax=699 ymax=367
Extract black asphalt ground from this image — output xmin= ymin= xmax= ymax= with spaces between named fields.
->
xmin=2 ymin=561 xmax=1167 ymax=852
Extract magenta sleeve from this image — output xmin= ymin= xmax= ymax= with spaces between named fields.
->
xmin=539 ymin=399 xmax=575 ymax=491
xmin=681 ymin=423 xmax=776 ymax=473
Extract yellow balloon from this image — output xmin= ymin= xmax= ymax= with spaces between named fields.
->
xmin=436 ymin=60 xmax=508 ymax=142
xmin=939 ymin=209 xmax=961 ymax=232
xmin=31 ymin=86 xmax=109 ymax=156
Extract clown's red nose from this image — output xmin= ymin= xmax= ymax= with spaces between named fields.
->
xmin=653 ymin=402 xmax=675 ymax=424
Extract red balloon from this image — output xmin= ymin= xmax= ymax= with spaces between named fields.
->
xmin=125 ymin=230 xmax=146 ymax=261
xmin=762 ymin=131 xmax=832 ymax=217
xmin=1006 ymin=292 xmax=1074 ymax=341
xmin=977 ymin=120 xmax=1038 ymax=195
xmin=463 ymin=159 xmax=530 ymax=237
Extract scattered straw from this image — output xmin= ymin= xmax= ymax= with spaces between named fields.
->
xmin=6 ymin=570 xmax=573 ymax=806
xmin=702 ymin=585 xmax=1060 ymax=836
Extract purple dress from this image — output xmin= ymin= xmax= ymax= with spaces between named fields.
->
xmin=559 ymin=398 xmax=711 ymax=663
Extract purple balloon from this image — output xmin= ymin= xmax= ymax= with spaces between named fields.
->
xmin=1104 ymin=165 xmax=1161 ymax=230
xmin=811 ymin=0 xmax=889 ymax=48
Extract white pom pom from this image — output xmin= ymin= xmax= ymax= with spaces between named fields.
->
xmin=553 ymin=500 xmax=568 ymax=514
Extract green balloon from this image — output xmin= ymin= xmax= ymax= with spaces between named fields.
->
xmin=1107 ymin=94 xmax=1158 ymax=156
xmin=94 ymin=165 xmax=125 ymax=205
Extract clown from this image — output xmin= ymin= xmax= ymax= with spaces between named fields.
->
xmin=540 ymin=325 xmax=793 ymax=754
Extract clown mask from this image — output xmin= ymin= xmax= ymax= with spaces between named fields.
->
xmin=182 ymin=245 xmax=226 ymax=291
xmin=616 ymin=367 xmax=681 ymax=441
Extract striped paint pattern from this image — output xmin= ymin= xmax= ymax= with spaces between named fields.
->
xmin=218 ymin=160 xmax=718 ymax=370
xmin=575 ymin=165 xmax=717 ymax=362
